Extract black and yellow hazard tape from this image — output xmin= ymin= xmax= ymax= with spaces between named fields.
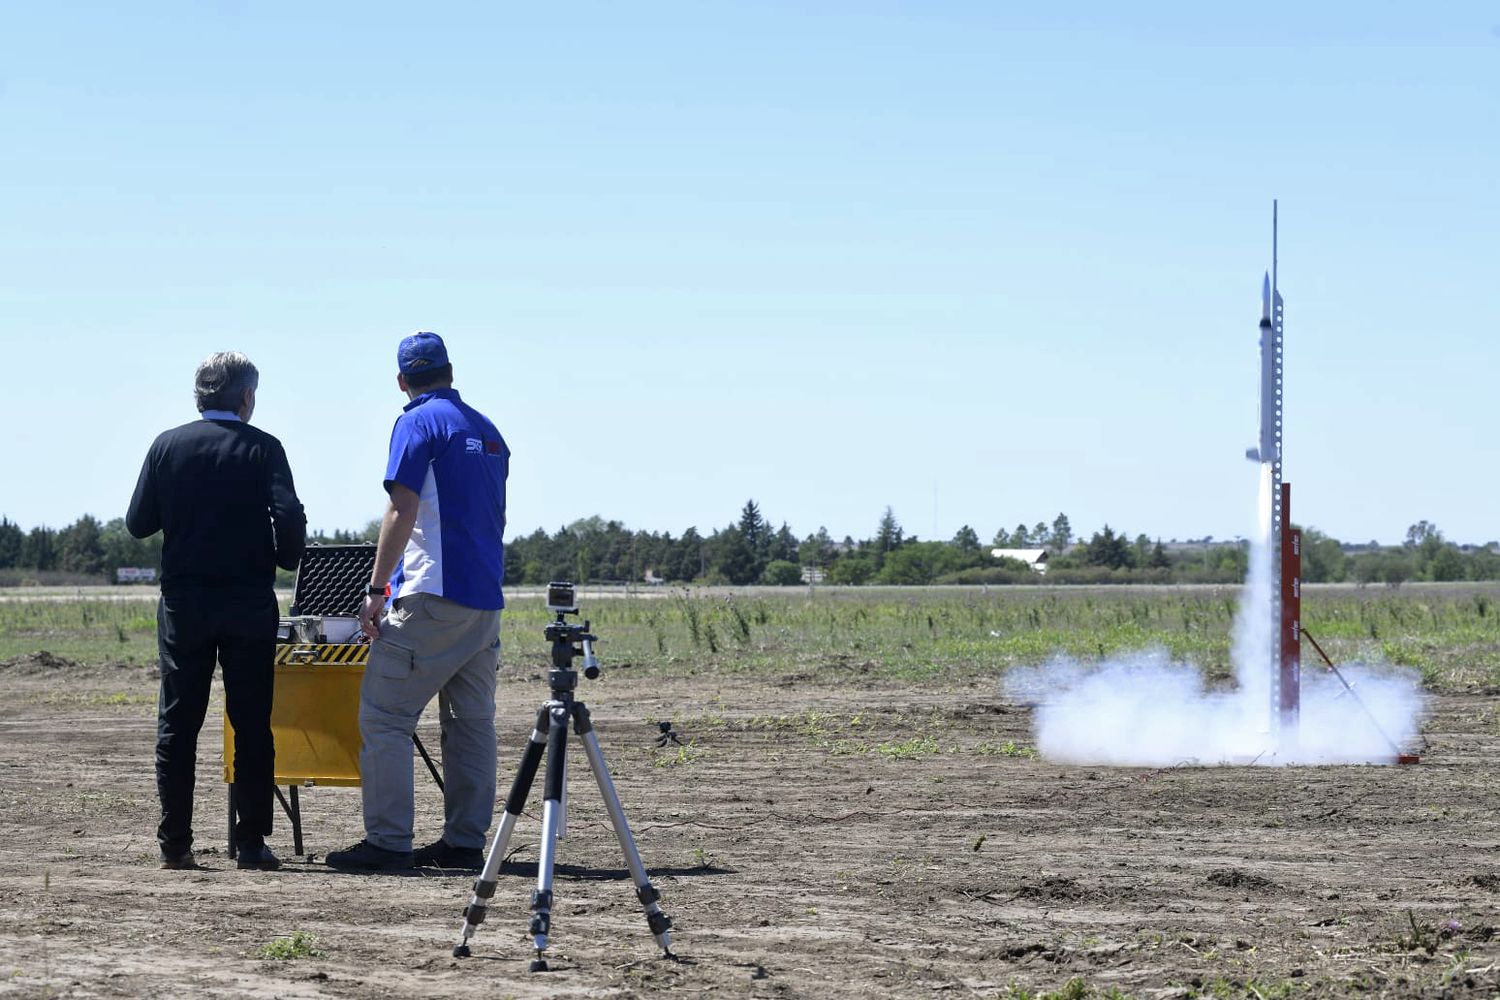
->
xmin=274 ymin=643 xmax=371 ymax=665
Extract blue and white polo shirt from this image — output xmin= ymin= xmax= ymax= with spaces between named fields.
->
xmin=384 ymin=388 xmax=509 ymax=610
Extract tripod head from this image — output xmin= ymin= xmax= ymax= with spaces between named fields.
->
xmin=542 ymin=582 xmax=600 ymax=691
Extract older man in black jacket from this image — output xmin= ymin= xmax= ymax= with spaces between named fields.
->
xmin=127 ymin=352 xmax=306 ymax=871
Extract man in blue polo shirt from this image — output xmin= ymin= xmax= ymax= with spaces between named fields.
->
xmin=326 ymin=332 xmax=509 ymax=871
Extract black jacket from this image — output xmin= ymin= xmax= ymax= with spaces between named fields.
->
xmin=126 ymin=418 xmax=306 ymax=592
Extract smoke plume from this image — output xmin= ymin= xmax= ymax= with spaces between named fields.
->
xmin=1004 ymin=466 xmax=1425 ymax=766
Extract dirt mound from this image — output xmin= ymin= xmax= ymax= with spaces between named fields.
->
xmin=1205 ymin=868 xmax=1278 ymax=892
xmin=1471 ymin=872 xmax=1500 ymax=891
xmin=0 ymin=650 xmax=81 ymax=674
xmin=1013 ymin=875 xmax=1094 ymax=902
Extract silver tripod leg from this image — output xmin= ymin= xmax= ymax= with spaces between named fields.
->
xmin=576 ymin=709 xmax=674 ymax=955
xmin=453 ymin=707 xmax=550 ymax=958
xmin=528 ymin=704 xmax=570 ymax=971
xmin=558 ymin=755 xmax=568 ymax=839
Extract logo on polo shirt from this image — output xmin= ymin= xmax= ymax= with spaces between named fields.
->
xmin=466 ymin=438 xmax=504 ymax=457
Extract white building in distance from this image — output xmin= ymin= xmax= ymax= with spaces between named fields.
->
xmin=990 ymin=548 xmax=1049 ymax=574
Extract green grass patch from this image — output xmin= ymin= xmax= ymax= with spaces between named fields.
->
xmin=977 ymin=740 xmax=1039 ymax=759
xmin=870 ymin=736 xmax=941 ymax=760
xmin=256 ymin=930 xmax=322 ymax=961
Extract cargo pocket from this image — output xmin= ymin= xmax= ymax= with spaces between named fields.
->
xmin=369 ymin=639 xmax=416 ymax=680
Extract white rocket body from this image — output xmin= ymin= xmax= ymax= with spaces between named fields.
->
xmin=1248 ymin=274 xmax=1278 ymax=465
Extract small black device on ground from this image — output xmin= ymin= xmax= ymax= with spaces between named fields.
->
xmin=451 ymin=583 xmax=673 ymax=970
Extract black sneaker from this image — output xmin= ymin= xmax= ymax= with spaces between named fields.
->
xmin=160 ymin=849 xmax=196 ymax=870
xmin=412 ymin=839 xmax=484 ymax=870
xmin=236 ymin=843 xmax=282 ymax=871
xmin=324 ymin=839 xmax=414 ymax=871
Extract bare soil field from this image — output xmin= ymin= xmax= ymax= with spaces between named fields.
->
xmin=2 ymin=651 xmax=1498 ymax=999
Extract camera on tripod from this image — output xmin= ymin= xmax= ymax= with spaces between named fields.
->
xmin=542 ymin=581 xmax=599 ymax=680
xmin=451 ymin=578 xmax=674 ymax=968
xmin=545 ymin=581 xmax=577 ymax=614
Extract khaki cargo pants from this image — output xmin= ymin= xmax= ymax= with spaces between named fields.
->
xmin=359 ymin=592 xmax=501 ymax=853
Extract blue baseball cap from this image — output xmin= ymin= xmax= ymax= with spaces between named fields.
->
xmin=398 ymin=331 xmax=450 ymax=376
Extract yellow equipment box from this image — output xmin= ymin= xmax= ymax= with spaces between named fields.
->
xmin=222 ymin=647 xmax=367 ymax=788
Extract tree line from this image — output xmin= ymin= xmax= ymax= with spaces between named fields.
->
xmin=0 ymin=516 xmax=162 ymax=580
xmin=2 ymin=506 xmax=1496 ymax=588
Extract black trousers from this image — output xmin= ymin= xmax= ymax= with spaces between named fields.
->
xmin=155 ymin=588 xmax=278 ymax=854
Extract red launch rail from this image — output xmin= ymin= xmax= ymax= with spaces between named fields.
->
xmin=1279 ymin=482 xmax=1301 ymax=738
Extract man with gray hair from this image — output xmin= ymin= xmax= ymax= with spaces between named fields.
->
xmin=127 ymin=351 xmax=306 ymax=871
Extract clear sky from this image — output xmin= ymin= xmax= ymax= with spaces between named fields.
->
xmin=2 ymin=2 xmax=1496 ymax=546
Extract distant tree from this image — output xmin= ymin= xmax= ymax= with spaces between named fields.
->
xmin=512 ymin=527 xmax=547 ymax=585
xmin=1011 ymin=523 xmax=1031 ymax=547
xmin=666 ymin=527 xmax=705 ymax=582
xmin=1378 ymin=553 xmax=1414 ymax=588
xmin=952 ymin=525 xmax=981 ymax=553
xmin=798 ymin=527 xmax=834 ymax=568
xmin=1149 ymin=539 xmax=1170 ymax=569
xmin=1353 ymin=549 xmax=1414 ymax=588
xmin=768 ymin=523 xmax=798 ymax=564
xmin=877 ymin=542 xmax=946 ymax=584
xmin=1033 ymin=522 xmax=1050 ymax=545
xmin=874 ymin=507 xmax=903 ymax=554
xmin=57 ymin=515 xmax=105 ymax=578
xmin=1050 ymin=513 xmax=1073 ymax=550
xmin=100 ymin=517 xmax=157 ymax=575
xmin=991 ymin=527 xmax=1011 ymax=548
xmin=1405 ymin=520 xmax=1442 ymax=548
xmin=761 ymin=560 xmax=803 ymax=586
xmin=1428 ymin=544 xmax=1467 ymax=582
xmin=827 ymin=551 xmax=877 ymax=585
xmin=0 ymin=517 xmax=22 ymax=568
xmin=1468 ymin=547 xmax=1500 ymax=581
xmin=738 ymin=501 xmax=767 ymax=551
xmin=707 ymin=525 xmax=758 ymax=585
xmin=1301 ymin=528 xmax=1346 ymax=583
xmin=20 ymin=525 xmax=57 ymax=571
xmin=735 ymin=501 xmax=769 ymax=579
xmin=1084 ymin=525 xmax=1133 ymax=570
xmin=567 ymin=515 xmax=607 ymax=539
xmin=1132 ymin=533 xmax=1151 ymax=566
xmin=1203 ymin=542 xmax=1248 ymax=579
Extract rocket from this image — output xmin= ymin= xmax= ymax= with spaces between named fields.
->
xmin=1246 ymin=273 xmax=1278 ymax=465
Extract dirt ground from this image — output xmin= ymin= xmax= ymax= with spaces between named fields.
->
xmin=2 ymin=652 xmax=1498 ymax=999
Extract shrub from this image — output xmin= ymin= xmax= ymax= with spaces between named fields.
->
xmin=761 ymin=560 xmax=803 ymax=586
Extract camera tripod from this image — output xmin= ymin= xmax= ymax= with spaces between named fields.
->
xmin=452 ymin=611 xmax=673 ymax=971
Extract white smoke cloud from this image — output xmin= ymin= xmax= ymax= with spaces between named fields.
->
xmin=1004 ymin=467 xmax=1426 ymax=766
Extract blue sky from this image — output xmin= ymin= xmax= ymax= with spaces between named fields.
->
xmin=2 ymin=2 xmax=1496 ymax=545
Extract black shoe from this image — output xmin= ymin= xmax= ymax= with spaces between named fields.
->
xmin=160 ymin=849 xmax=196 ymax=870
xmin=325 ymin=839 xmax=414 ymax=871
xmin=236 ymin=843 xmax=282 ymax=871
xmin=412 ymin=838 xmax=484 ymax=870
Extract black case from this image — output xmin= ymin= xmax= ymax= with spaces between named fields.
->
xmin=289 ymin=544 xmax=378 ymax=618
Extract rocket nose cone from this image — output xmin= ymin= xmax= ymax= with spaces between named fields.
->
xmin=1261 ymin=273 xmax=1271 ymax=319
